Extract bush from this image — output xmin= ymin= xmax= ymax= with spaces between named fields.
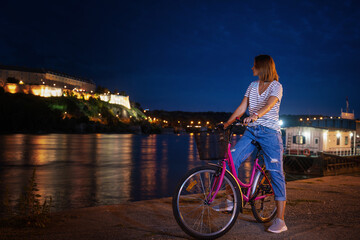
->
xmin=0 ymin=168 xmax=52 ymax=228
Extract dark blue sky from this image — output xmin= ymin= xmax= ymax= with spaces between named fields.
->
xmin=1 ymin=0 xmax=359 ymax=117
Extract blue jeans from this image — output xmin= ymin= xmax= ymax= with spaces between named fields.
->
xmin=231 ymin=125 xmax=286 ymax=201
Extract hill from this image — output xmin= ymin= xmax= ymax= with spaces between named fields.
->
xmin=0 ymin=88 xmax=149 ymax=133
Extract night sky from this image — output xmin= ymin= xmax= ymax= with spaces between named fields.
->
xmin=1 ymin=0 xmax=360 ymax=117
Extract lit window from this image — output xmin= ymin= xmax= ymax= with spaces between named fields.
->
xmin=293 ymin=135 xmax=306 ymax=144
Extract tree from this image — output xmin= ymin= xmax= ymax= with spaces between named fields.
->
xmin=7 ymin=77 xmax=19 ymax=83
xmin=95 ymin=85 xmax=110 ymax=94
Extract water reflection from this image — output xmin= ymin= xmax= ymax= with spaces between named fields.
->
xmin=0 ymin=133 xmax=253 ymax=211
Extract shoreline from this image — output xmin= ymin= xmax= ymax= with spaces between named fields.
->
xmin=1 ymin=173 xmax=360 ymax=239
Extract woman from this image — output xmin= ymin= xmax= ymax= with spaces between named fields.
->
xmin=223 ymin=55 xmax=287 ymax=233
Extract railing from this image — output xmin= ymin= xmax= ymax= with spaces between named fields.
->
xmin=285 ymin=148 xmax=360 ymax=157
xmin=323 ymin=148 xmax=360 ymax=156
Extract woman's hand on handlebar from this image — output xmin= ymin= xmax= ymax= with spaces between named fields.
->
xmin=223 ymin=122 xmax=230 ymax=129
xmin=243 ymin=114 xmax=258 ymax=125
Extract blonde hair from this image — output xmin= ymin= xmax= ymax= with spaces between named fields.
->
xmin=254 ymin=55 xmax=279 ymax=82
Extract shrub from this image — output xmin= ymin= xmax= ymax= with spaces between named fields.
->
xmin=0 ymin=168 xmax=52 ymax=228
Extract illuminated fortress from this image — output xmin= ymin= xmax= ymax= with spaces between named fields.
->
xmin=0 ymin=65 xmax=131 ymax=109
xmin=0 ymin=65 xmax=96 ymax=91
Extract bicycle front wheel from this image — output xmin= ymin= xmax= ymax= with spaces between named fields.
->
xmin=172 ymin=165 xmax=242 ymax=239
xmin=250 ymin=171 xmax=277 ymax=223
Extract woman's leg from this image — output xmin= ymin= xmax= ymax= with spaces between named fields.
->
xmin=256 ymin=128 xmax=286 ymax=202
xmin=256 ymin=127 xmax=287 ymax=231
xmin=231 ymin=129 xmax=256 ymax=172
xmin=276 ymin=200 xmax=286 ymax=220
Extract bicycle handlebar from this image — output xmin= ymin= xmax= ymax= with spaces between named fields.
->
xmin=216 ymin=118 xmax=249 ymax=130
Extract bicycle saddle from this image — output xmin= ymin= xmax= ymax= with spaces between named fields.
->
xmin=251 ymin=140 xmax=262 ymax=151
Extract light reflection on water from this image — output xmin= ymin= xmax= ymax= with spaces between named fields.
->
xmin=0 ymin=134 xmax=252 ymax=211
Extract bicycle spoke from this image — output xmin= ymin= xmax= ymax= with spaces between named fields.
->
xmin=179 ymin=195 xmax=203 ymax=202
xmin=192 ymin=206 xmax=205 ymax=232
xmin=199 ymin=172 xmax=207 ymax=199
xmin=207 ymin=204 xmax=211 ymax=233
xmin=180 ymin=204 xmax=205 ymax=217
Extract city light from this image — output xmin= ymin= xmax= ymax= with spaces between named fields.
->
xmin=279 ymin=120 xmax=283 ymax=126
xmin=303 ymin=132 xmax=310 ymax=139
xmin=336 ymin=132 xmax=341 ymax=138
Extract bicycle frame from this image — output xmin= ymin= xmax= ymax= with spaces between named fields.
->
xmin=207 ymin=139 xmax=274 ymax=204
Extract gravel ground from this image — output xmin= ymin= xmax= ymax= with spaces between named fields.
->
xmin=1 ymin=173 xmax=360 ymax=240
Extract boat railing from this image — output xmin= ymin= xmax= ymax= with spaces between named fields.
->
xmin=323 ymin=148 xmax=360 ymax=156
xmin=285 ymin=147 xmax=360 ymax=157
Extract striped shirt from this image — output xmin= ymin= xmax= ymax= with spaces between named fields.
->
xmin=244 ymin=80 xmax=283 ymax=131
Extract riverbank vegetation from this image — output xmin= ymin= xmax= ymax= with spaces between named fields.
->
xmin=0 ymin=87 xmax=159 ymax=134
xmin=0 ymin=168 xmax=52 ymax=228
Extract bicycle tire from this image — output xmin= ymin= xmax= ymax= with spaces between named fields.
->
xmin=172 ymin=165 xmax=242 ymax=239
xmin=250 ymin=171 xmax=277 ymax=223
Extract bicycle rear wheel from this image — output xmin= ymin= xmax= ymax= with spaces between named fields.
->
xmin=172 ymin=165 xmax=242 ymax=239
xmin=250 ymin=171 xmax=277 ymax=223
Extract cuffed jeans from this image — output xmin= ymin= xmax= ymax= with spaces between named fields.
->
xmin=231 ymin=125 xmax=286 ymax=201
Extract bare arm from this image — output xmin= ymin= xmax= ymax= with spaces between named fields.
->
xmin=223 ymin=97 xmax=249 ymax=129
xmin=243 ymin=96 xmax=279 ymax=124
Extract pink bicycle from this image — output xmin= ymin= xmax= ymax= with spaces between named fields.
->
xmin=172 ymin=121 xmax=277 ymax=239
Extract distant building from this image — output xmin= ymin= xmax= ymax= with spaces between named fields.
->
xmin=0 ymin=65 xmax=96 ymax=92
xmin=283 ymin=104 xmax=358 ymax=156
xmin=99 ymin=94 xmax=131 ymax=109
xmin=285 ymin=126 xmax=356 ymax=156
xmin=0 ymin=65 xmax=133 ymax=109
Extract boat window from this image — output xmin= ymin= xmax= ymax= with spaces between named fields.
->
xmin=293 ymin=135 xmax=306 ymax=145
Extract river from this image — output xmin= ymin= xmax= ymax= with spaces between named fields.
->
xmin=0 ymin=133 xmax=258 ymax=211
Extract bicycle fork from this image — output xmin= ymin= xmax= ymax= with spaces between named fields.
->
xmin=206 ymin=161 xmax=227 ymax=205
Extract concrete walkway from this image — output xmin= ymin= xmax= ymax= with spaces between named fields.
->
xmin=1 ymin=173 xmax=360 ymax=240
